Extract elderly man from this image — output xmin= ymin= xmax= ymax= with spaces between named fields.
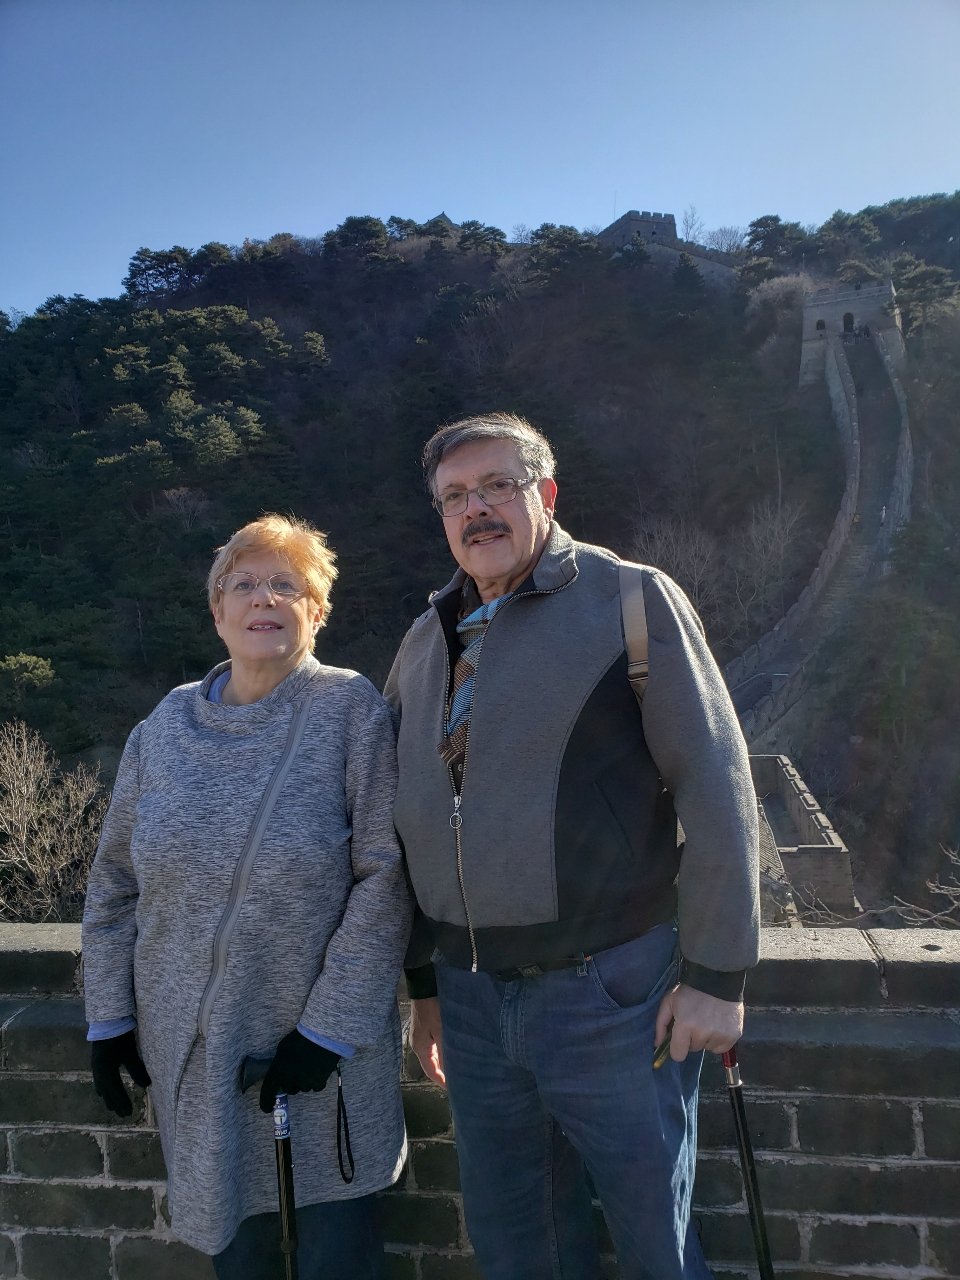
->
xmin=385 ymin=413 xmax=759 ymax=1280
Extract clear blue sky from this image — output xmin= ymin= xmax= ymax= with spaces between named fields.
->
xmin=2 ymin=0 xmax=958 ymax=316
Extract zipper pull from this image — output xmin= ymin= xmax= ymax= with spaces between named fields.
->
xmin=450 ymin=794 xmax=463 ymax=829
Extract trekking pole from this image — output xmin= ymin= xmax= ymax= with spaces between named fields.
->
xmin=722 ymin=1045 xmax=774 ymax=1280
xmin=241 ymin=1055 xmax=298 ymax=1280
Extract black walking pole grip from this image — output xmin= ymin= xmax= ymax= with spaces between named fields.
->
xmin=240 ymin=1054 xmax=299 ymax=1280
xmin=722 ymin=1046 xmax=775 ymax=1280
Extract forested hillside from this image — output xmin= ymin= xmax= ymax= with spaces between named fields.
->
xmin=0 ymin=213 xmax=837 ymax=760
xmin=1 ymin=193 xmax=958 ymax=910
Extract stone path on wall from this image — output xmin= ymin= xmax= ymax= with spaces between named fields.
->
xmin=733 ymin=340 xmax=903 ymax=725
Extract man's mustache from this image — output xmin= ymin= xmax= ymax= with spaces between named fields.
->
xmin=462 ymin=519 xmax=510 ymax=546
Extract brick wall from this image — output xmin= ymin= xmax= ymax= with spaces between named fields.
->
xmin=2 ymin=925 xmax=959 ymax=1279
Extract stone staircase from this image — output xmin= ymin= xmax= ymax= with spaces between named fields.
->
xmin=739 ymin=339 xmax=903 ymax=713
xmin=773 ymin=543 xmax=872 ymax=669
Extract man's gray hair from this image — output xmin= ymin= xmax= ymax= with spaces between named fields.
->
xmin=422 ymin=412 xmax=557 ymax=492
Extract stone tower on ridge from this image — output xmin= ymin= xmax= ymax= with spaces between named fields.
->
xmin=597 ymin=210 xmax=679 ymax=250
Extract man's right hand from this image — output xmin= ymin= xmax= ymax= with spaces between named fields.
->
xmin=408 ymin=996 xmax=445 ymax=1087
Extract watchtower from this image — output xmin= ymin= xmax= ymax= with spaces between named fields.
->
xmin=597 ymin=210 xmax=679 ymax=250
xmin=799 ymin=280 xmax=904 ymax=385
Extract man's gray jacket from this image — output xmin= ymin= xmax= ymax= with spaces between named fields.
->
xmin=384 ymin=522 xmax=760 ymax=1001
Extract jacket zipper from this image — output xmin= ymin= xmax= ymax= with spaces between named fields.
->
xmin=444 ymin=580 xmax=569 ymax=974
xmin=443 ymin=630 xmax=480 ymax=972
xmin=196 ymin=696 xmax=312 ymax=1037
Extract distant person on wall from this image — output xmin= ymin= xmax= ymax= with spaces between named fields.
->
xmin=82 ymin=514 xmax=412 ymax=1280
xmin=385 ymin=413 xmax=760 ymax=1280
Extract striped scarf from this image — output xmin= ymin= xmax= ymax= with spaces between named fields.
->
xmin=437 ymin=592 xmax=512 ymax=769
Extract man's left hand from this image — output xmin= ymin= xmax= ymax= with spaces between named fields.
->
xmin=654 ymin=983 xmax=743 ymax=1063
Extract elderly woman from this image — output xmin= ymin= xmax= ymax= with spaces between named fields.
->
xmin=82 ymin=514 xmax=411 ymax=1279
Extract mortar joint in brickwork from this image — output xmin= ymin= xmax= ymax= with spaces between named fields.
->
xmin=1 ymin=1228 xmax=22 ymax=1278
xmin=807 ymin=1211 xmax=931 ymax=1226
xmin=911 ymin=1103 xmax=926 ymax=1159
xmin=736 ymin=1087 xmax=960 ymax=1108
xmin=731 ymin=1150 xmax=947 ymax=1174
xmin=917 ymin=1219 xmax=932 ymax=1269
xmin=795 ymin=1214 xmax=815 ymax=1264
xmin=152 ymin=1185 xmax=173 ymax=1232
xmin=785 ymin=1101 xmax=800 ymax=1150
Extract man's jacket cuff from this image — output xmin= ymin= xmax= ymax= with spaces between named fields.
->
xmin=405 ymin=964 xmax=438 ymax=1000
xmin=678 ymin=958 xmax=746 ymax=1002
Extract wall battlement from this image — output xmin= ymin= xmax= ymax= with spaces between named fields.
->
xmin=1 ymin=925 xmax=958 ymax=1279
xmin=751 ymin=755 xmax=854 ymax=913
xmin=598 ymin=209 xmax=679 ymax=248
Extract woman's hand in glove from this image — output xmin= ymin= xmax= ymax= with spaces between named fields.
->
xmin=91 ymin=1030 xmax=151 ymax=1117
xmin=259 ymin=1030 xmax=340 ymax=1113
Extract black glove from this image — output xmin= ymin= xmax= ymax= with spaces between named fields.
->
xmin=259 ymin=1030 xmax=340 ymax=1113
xmin=91 ymin=1030 xmax=151 ymax=1117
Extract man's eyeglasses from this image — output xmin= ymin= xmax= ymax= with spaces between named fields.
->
xmin=216 ymin=572 xmax=307 ymax=598
xmin=433 ymin=476 xmax=535 ymax=518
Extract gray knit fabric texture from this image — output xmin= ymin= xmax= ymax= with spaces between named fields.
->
xmin=82 ymin=655 xmax=412 ymax=1254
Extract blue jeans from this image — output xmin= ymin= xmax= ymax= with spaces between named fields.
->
xmin=211 ymin=1193 xmax=384 ymax=1279
xmin=435 ymin=924 xmax=712 ymax=1280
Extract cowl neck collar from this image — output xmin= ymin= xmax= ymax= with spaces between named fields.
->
xmin=193 ymin=653 xmax=321 ymax=729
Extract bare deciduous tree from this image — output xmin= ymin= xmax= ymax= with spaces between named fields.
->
xmin=788 ymin=849 xmax=960 ymax=930
xmin=895 ymin=846 xmax=960 ymax=928
xmin=0 ymin=721 xmax=108 ymax=923
xmin=631 ymin=496 xmax=807 ymax=650
xmin=457 ymin=297 xmax=509 ymax=378
xmin=731 ymin=498 xmax=804 ymax=628
xmin=681 ymin=205 xmax=705 ymax=244
xmin=161 ymin=485 xmax=211 ymax=531
xmin=704 ymin=225 xmax=747 ymax=255
xmin=497 ymin=254 xmax=529 ymax=303
xmin=632 ymin=515 xmax=726 ymax=636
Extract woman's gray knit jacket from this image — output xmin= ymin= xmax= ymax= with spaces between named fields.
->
xmin=82 ymin=655 xmax=413 ymax=1255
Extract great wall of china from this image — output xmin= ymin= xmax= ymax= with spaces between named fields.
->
xmin=2 ymin=249 xmax=955 ymax=1280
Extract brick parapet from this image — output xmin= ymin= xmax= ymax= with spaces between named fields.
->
xmin=1 ymin=927 xmax=958 ymax=1278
